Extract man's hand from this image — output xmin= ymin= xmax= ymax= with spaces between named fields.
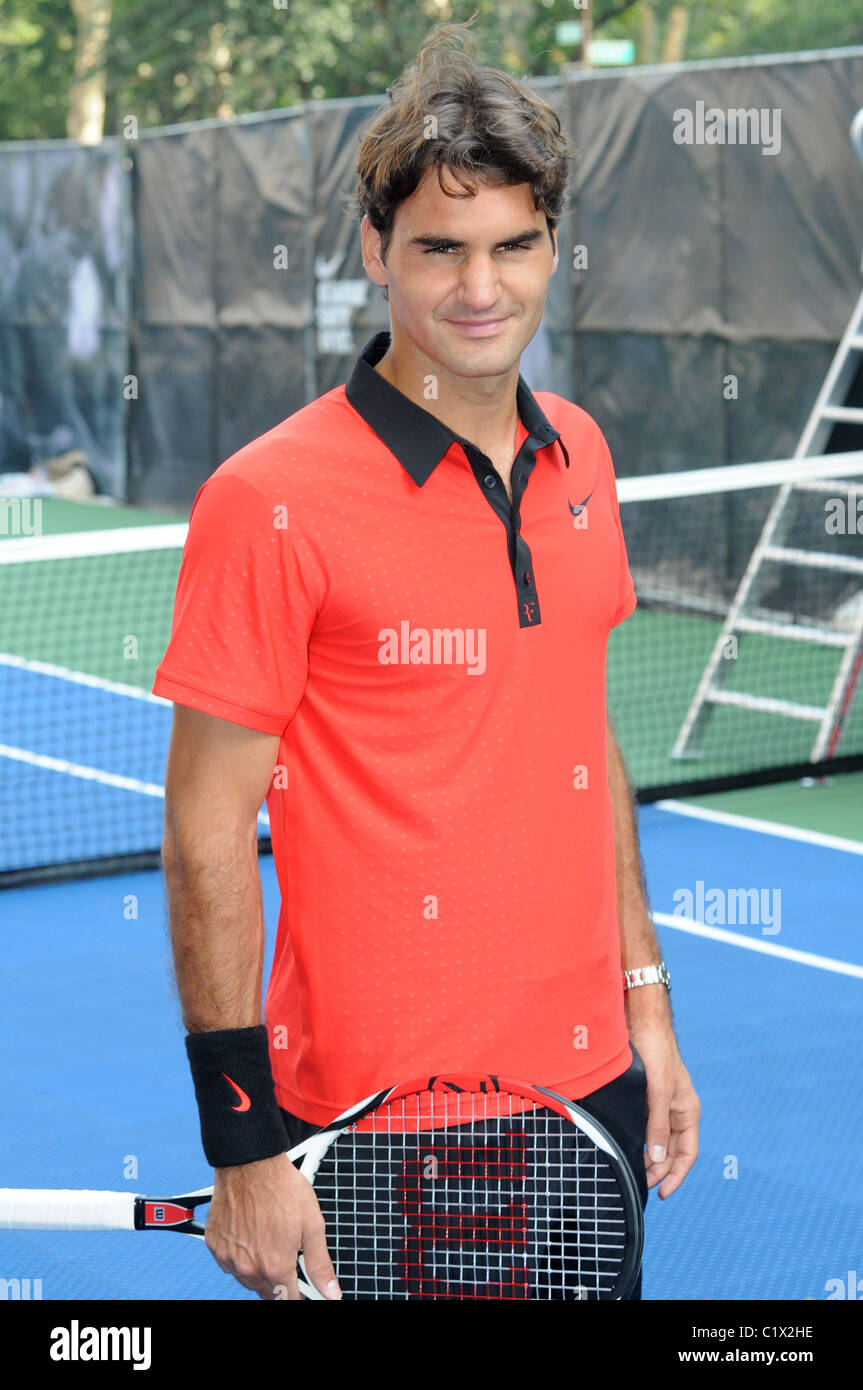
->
xmin=205 ymin=1151 xmax=342 ymax=1300
xmin=627 ymin=993 xmax=700 ymax=1199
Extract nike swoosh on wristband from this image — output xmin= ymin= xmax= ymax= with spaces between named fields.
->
xmin=221 ymin=1072 xmax=252 ymax=1112
xmin=568 ymin=489 xmax=592 ymax=517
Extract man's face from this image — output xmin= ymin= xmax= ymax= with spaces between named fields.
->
xmin=361 ymin=165 xmax=558 ymax=380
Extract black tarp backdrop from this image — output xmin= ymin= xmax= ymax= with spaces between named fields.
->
xmin=2 ymin=48 xmax=863 ymax=521
xmin=0 ymin=140 xmax=131 ymax=496
xmin=565 ymin=52 xmax=863 ymax=603
xmin=127 ymin=110 xmax=311 ymax=508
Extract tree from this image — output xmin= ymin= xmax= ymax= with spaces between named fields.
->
xmin=68 ymin=0 xmax=112 ymax=141
xmin=2 ymin=0 xmax=863 ymax=143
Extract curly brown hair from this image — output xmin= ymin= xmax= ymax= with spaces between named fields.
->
xmin=344 ymin=15 xmax=574 ymax=299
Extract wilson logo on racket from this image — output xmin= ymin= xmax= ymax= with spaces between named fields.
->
xmin=221 ymin=1073 xmax=251 ymax=1112
xmin=144 ymin=1201 xmax=194 ymax=1227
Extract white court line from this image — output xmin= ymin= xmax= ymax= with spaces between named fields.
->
xmin=0 ymin=523 xmax=187 ymax=563
xmin=0 ymin=652 xmax=273 ymax=831
xmin=0 ymin=744 xmax=167 ymax=796
xmin=0 ymin=744 xmax=270 ymax=829
xmin=654 ymin=798 xmax=863 ymax=858
xmin=653 ymin=910 xmax=863 ymax=979
xmin=0 ymin=652 xmax=170 ymax=705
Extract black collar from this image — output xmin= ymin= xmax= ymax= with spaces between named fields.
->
xmin=344 ymin=330 xmax=568 ymax=486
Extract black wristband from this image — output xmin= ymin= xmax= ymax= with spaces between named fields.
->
xmin=185 ymin=1025 xmax=288 ymax=1168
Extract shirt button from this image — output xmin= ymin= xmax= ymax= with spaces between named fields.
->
xmin=483 ymin=475 xmax=496 ymax=488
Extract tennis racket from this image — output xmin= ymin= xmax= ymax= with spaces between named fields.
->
xmin=0 ymin=1072 xmax=643 ymax=1300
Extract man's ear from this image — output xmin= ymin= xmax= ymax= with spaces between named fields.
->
xmin=360 ymin=215 xmax=388 ymax=293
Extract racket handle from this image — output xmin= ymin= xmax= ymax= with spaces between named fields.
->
xmin=0 ymin=1188 xmax=137 ymax=1231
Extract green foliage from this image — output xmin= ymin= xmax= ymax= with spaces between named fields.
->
xmin=0 ymin=0 xmax=77 ymax=140
xmin=599 ymin=0 xmax=863 ymax=62
xmin=2 ymin=0 xmax=863 ymax=143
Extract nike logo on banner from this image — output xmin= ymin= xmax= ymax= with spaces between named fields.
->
xmin=568 ymin=490 xmax=592 ymax=517
xmin=222 ymin=1073 xmax=251 ymax=1112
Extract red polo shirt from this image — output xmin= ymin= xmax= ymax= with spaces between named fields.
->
xmin=153 ymin=330 xmax=637 ymax=1126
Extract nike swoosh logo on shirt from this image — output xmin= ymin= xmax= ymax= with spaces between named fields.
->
xmin=568 ymin=489 xmax=592 ymax=517
xmin=222 ymin=1072 xmax=252 ymax=1112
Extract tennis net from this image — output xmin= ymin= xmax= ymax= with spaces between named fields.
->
xmin=1 ymin=524 xmax=186 ymax=886
xmin=2 ymin=453 xmax=862 ymax=886
xmin=612 ymin=451 xmax=863 ymax=794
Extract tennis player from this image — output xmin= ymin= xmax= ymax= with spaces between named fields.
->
xmin=153 ymin=20 xmax=699 ymax=1301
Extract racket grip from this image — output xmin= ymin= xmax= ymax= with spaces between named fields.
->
xmin=0 ymin=1188 xmax=137 ymax=1231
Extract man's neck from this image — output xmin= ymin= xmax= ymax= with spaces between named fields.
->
xmin=373 ymin=332 xmax=520 ymax=455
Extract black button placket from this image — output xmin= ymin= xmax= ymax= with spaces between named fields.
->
xmin=462 ymin=432 xmax=548 ymax=629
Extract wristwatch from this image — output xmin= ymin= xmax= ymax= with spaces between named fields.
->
xmin=622 ymin=962 xmax=671 ymax=991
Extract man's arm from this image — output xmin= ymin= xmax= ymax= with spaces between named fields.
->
xmin=162 ymin=704 xmax=341 ymax=1299
xmin=163 ymin=708 xmax=271 ymax=1033
xmin=606 ymin=716 xmax=700 ymax=1198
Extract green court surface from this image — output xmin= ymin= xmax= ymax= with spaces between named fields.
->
xmin=607 ymin=607 xmax=863 ymax=794
xmin=2 ymin=499 xmax=183 ymax=692
xmin=19 ymin=496 xmax=188 ymax=534
xmin=679 ymin=770 xmax=863 ymax=845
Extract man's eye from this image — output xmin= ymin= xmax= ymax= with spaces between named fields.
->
xmin=424 ymin=243 xmax=529 ymax=255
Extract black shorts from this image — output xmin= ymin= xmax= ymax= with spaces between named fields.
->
xmin=280 ymin=1047 xmax=649 ymax=1301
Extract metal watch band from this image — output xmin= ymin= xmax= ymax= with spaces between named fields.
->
xmin=621 ymin=962 xmax=671 ymax=991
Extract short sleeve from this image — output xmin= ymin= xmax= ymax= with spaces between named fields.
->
xmin=600 ymin=433 xmax=637 ymax=627
xmin=152 ymin=470 xmax=319 ymax=734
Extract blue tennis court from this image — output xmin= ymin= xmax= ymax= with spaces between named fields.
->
xmin=1 ymin=791 xmax=860 ymax=1300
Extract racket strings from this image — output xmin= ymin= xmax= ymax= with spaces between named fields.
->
xmin=309 ymin=1088 xmax=630 ymax=1300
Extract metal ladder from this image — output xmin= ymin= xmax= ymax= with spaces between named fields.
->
xmin=671 ymin=111 xmax=863 ymax=765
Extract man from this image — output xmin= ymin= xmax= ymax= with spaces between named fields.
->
xmin=154 ymin=22 xmax=699 ymax=1302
